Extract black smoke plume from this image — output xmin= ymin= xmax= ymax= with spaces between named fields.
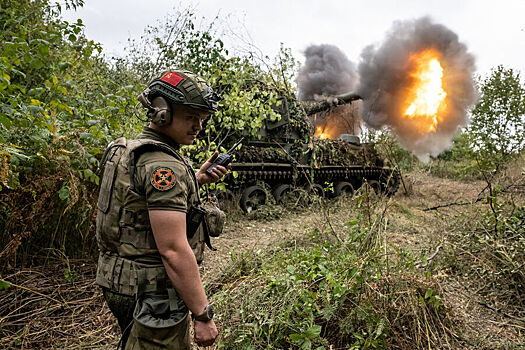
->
xmin=297 ymin=44 xmax=358 ymax=101
xmin=357 ymin=17 xmax=477 ymax=161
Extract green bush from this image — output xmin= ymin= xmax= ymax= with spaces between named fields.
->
xmin=0 ymin=0 xmax=147 ymax=268
xmin=0 ymin=2 xmax=299 ymax=268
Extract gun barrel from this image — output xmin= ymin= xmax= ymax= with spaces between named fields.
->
xmin=335 ymin=92 xmax=362 ymax=103
xmin=300 ymin=92 xmax=362 ymax=115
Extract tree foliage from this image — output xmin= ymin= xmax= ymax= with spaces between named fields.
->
xmin=0 ymin=1 xmax=298 ymax=267
xmin=0 ymin=0 xmax=149 ymax=266
xmin=120 ymin=8 xmax=291 ymax=164
xmin=469 ymin=66 xmax=525 ymax=171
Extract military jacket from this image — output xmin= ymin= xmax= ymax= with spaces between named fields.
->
xmin=96 ymin=127 xmax=205 ymax=296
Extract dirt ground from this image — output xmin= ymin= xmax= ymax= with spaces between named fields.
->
xmin=1 ymin=170 xmax=523 ymax=349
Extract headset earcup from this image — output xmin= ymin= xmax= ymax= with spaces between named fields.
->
xmin=150 ymin=96 xmax=172 ymax=126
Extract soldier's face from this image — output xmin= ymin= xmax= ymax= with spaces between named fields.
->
xmin=167 ymin=105 xmax=208 ymax=145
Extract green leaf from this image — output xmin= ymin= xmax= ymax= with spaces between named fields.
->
xmin=29 ymin=87 xmax=44 ymax=95
xmin=64 ymin=268 xmax=74 ymax=283
xmin=90 ymin=147 xmax=102 ymax=155
xmin=0 ymin=77 xmax=9 ymax=90
xmin=289 ymin=333 xmax=304 ymax=342
xmin=425 ymin=288 xmax=433 ymax=299
xmin=0 ymin=280 xmax=11 ymax=291
xmin=0 ymin=114 xmax=12 ymax=128
xmin=301 ymin=339 xmax=312 ymax=349
xmin=28 ymin=105 xmax=41 ymax=113
xmin=59 ymin=62 xmax=72 ymax=70
xmin=31 ymin=59 xmax=44 ymax=69
xmin=304 ymin=325 xmax=321 ymax=338
xmin=38 ymin=44 xmax=49 ymax=55
xmin=10 ymin=69 xmax=26 ymax=79
xmin=58 ymin=185 xmax=70 ymax=201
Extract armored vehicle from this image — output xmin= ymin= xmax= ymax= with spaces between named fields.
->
xmin=222 ymin=93 xmax=400 ymax=213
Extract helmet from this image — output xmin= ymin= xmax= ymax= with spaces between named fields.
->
xmin=138 ymin=69 xmax=220 ymax=126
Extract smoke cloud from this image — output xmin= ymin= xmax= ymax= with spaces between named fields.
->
xmin=357 ymin=17 xmax=477 ymax=161
xmin=297 ymin=44 xmax=358 ymax=101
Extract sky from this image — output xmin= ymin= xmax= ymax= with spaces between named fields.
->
xmin=62 ymin=0 xmax=525 ymax=78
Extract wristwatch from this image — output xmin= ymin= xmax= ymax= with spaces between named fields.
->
xmin=193 ymin=304 xmax=214 ymax=322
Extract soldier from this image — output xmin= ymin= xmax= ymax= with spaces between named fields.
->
xmin=95 ymin=69 xmax=228 ymax=349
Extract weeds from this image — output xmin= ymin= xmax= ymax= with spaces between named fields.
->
xmin=444 ymin=194 xmax=524 ymax=315
xmin=211 ymin=190 xmax=460 ymax=349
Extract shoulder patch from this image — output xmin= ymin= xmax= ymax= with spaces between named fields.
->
xmin=150 ymin=167 xmax=176 ymax=191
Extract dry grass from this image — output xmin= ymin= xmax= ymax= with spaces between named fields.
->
xmin=0 ymin=259 xmax=118 ymax=349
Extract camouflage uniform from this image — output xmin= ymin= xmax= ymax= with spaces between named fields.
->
xmin=96 ymin=126 xmax=205 ymax=349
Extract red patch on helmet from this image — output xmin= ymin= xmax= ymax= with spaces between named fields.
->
xmin=160 ymin=71 xmax=184 ymax=88
xmin=151 ymin=167 xmax=176 ymax=191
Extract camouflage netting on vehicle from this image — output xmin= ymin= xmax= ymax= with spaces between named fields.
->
xmin=264 ymin=99 xmax=312 ymax=143
xmin=234 ymin=138 xmax=383 ymax=169
xmin=235 ymin=146 xmax=289 ymax=164
xmin=234 ymin=141 xmax=307 ymax=164
xmin=312 ymin=139 xmax=383 ymax=168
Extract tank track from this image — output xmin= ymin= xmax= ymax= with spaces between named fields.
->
xmin=232 ymin=163 xmax=396 ymax=188
xmin=224 ymin=163 xmax=400 ymax=212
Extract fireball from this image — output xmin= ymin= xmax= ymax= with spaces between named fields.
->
xmin=315 ymin=126 xmax=329 ymax=139
xmin=403 ymin=49 xmax=447 ymax=133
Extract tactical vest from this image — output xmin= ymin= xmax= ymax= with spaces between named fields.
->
xmin=95 ymin=137 xmax=204 ymax=296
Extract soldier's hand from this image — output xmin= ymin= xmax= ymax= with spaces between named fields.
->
xmin=196 ymin=151 xmax=230 ymax=185
xmin=194 ymin=319 xmax=218 ymax=347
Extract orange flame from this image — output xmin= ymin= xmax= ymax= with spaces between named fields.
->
xmin=315 ymin=126 xmax=329 ymax=139
xmin=403 ymin=49 xmax=447 ymax=133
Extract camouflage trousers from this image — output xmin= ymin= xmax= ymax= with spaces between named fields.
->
xmin=103 ymin=288 xmax=190 ymax=350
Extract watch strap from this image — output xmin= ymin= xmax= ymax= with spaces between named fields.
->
xmin=193 ymin=305 xmax=214 ymax=322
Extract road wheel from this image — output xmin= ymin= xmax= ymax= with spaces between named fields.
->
xmin=240 ymin=185 xmax=267 ymax=213
xmin=272 ymin=184 xmax=291 ymax=204
xmin=366 ymin=180 xmax=381 ymax=194
xmin=308 ymin=183 xmax=325 ymax=198
xmin=380 ymin=170 xmax=400 ymax=196
xmin=334 ymin=181 xmax=354 ymax=197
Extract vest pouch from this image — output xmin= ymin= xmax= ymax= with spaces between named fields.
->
xmin=119 ymin=209 xmax=158 ymax=256
xmin=97 ymin=140 xmax=126 ymax=213
xmin=128 ymin=290 xmax=189 ymax=349
xmin=133 ymin=290 xmax=188 ymax=328
xmin=186 ymin=205 xmax=205 ymax=239
xmin=203 ymin=202 xmax=225 ymax=238
xmin=97 ymin=159 xmax=118 ymax=213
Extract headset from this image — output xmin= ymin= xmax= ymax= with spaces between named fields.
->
xmin=137 ymin=87 xmax=172 ymax=126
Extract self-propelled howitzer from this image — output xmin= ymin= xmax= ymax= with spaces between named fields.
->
xmin=222 ymin=93 xmax=400 ymax=213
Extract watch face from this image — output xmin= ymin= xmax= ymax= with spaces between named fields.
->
xmin=206 ymin=305 xmax=214 ymax=319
